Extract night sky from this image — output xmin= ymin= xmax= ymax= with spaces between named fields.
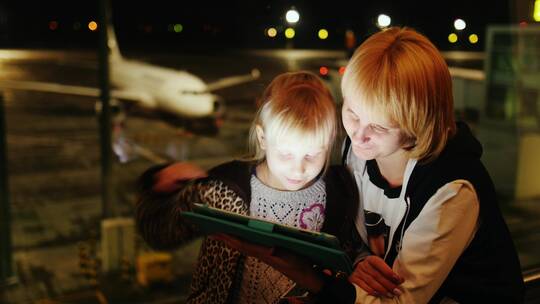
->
xmin=0 ymin=0 xmax=511 ymax=51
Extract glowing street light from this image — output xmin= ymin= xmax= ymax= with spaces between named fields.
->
xmin=285 ymin=28 xmax=296 ymax=39
xmin=286 ymin=8 xmax=300 ymax=24
xmin=267 ymin=27 xmax=277 ymax=38
xmin=454 ymin=19 xmax=466 ymax=30
xmin=534 ymin=0 xmax=540 ymax=21
xmin=88 ymin=21 xmax=98 ymax=31
xmin=173 ymin=24 xmax=183 ymax=33
xmin=318 ymin=29 xmax=329 ymax=40
xmin=377 ymin=14 xmax=391 ymax=28
xmin=448 ymin=33 xmax=458 ymax=43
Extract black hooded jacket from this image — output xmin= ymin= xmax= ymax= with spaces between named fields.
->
xmin=340 ymin=122 xmax=524 ymax=303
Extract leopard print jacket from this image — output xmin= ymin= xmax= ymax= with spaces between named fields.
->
xmin=135 ymin=161 xmax=362 ymax=304
xmin=137 ymin=172 xmax=249 ymax=303
xmin=186 ymin=179 xmax=249 ymax=304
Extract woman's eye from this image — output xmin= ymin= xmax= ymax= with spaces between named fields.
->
xmin=371 ymin=125 xmax=388 ymax=133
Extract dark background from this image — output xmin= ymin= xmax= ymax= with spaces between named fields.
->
xmin=0 ymin=0 xmax=511 ymax=51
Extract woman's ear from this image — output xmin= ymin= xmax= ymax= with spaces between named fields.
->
xmin=256 ymin=125 xmax=266 ymax=150
xmin=401 ymin=134 xmax=417 ymax=150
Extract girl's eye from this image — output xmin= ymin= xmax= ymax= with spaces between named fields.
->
xmin=305 ymin=153 xmax=320 ymax=161
xmin=279 ymin=152 xmax=293 ymax=159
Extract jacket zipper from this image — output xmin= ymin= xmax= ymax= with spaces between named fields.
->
xmin=398 ymin=197 xmax=411 ymax=253
xmin=384 ymin=196 xmax=410 ymax=260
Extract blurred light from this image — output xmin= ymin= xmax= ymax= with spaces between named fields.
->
xmin=519 ymin=21 xmax=528 ymax=28
xmin=319 ymin=66 xmax=329 ymax=76
xmin=73 ymin=22 xmax=81 ymax=31
xmin=448 ymin=33 xmax=458 ymax=43
xmin=143 ymin=25 xmax=153 ymax=33
xmin=49 ymin=21 xmax=58 ymax=31
xmin=454 ymin=19 xmax=466 ymax=30
xmin=285 ymin=28 xmax=295 ymax=39
xmin=345 ymin=30 xmax=356 ymax=49
xmin=377 ymin=14 xmax=391 ymax=28
xmin=535 ymin=0 xmax=540 ymax=21
xmin=468 ymin=34 xmax=479 ymax=44
xmin=267 ymin=27 xmax=277 ymax=38
xmin=88 ymin=21 xmax=98 ymax=31
xmin=174 ymin=24 xmax=183 ymax=33
xmin=286 ymin=9 xmax=300 ymax=24
xmin=318 ymin=29 xmax=329 ymax=40
xmin=338 ymin=66 xmax=346 ymax=75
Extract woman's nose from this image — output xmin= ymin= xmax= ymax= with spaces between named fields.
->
xmin=353 ymin=126 xmax=370 ymax=143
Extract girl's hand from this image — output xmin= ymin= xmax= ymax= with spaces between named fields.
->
xmin=349 ymin=255 xmax=404 ymax=298
xmin=211 ymin=233 xmax=324 ymax=293
xmin=153 ymin=162 xmax=207 ymax=193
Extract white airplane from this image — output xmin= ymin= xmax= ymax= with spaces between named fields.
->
xmin=0 ymin=21 xmax=261 ymax=134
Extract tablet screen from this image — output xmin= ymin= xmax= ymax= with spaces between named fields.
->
xmin=184 ymin=203 xmax=353 ymax=274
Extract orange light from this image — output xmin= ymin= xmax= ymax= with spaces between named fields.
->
xmin=319 ymin=66 xmax=329 ymax=76
xmin=338 ymin=66 xmax=346 ymax=75
xmin=88 ymin=21 xmax=98 ymax=31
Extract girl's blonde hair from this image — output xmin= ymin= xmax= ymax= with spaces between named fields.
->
xmin=248 ymin=71 xmax=337 ymax=166
xmin=341 ymin=27 xmax=456 ymax=163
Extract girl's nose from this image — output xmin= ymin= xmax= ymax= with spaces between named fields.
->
xmin=292 ymin=160 xmax=306 ymax=175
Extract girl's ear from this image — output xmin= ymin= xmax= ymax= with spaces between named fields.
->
xmin=256 ymin=125 xmax=266 ymax=150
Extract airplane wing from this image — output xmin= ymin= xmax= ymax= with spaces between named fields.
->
xmin=205 ymin=68 xmax=261 ymax=92
xmin=0 ymin=79 xmax=150 ymax=104
xmin=0 ymin=79 xmax=171 ymax=164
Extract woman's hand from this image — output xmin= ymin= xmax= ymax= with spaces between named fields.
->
xmin=211 ymin=233 xmax=325 ymax=293
xmin=349 ymin=255 xmax=404 ymax=298
xmin=153 ymin=162 xmax=207 ymax=193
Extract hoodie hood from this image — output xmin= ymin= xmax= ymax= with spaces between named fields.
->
xmin=406 ymin=121 xmax=483 ymax=198
xmin=441 ymin=121 xmax=483 ymax=161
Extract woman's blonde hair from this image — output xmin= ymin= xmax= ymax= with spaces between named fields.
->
xmin=341 ymin=27 xmax=456 ymax=163
xmin=248 ymin=71 xmax=337 ymax=167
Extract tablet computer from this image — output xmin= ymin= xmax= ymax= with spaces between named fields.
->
xmin=182 ymin=203 xmax=353 ymax=274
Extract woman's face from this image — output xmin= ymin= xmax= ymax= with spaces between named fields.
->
xmin=341 ymin=97 xmax=405 ymax=162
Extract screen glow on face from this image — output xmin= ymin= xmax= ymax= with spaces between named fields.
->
xmin=263 ymin=136 xmax=328 ymax=191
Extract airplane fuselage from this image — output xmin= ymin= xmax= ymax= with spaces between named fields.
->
xmin=110 ymin=57 xmax=219 ymax=118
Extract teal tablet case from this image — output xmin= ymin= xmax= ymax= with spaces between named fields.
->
xmin=182 ymin=203 xmax=353 ymax=274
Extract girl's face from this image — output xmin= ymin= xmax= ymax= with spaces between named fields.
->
xmin=257 ymin=127 xmax=328 ymax=191
xmin=341 ymin=97 xmax=405 ymax=162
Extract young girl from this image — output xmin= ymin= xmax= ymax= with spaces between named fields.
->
xmin=135 ymin=71 xmax=363 ymax=304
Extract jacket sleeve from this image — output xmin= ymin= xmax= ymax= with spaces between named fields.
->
xmin=134 ymin=164 xmax=210 ymax=250
xmin=352 ymin=180 xmax=480 ymax=303
xmin=312 ymin=165 xmax=369 ymax=304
